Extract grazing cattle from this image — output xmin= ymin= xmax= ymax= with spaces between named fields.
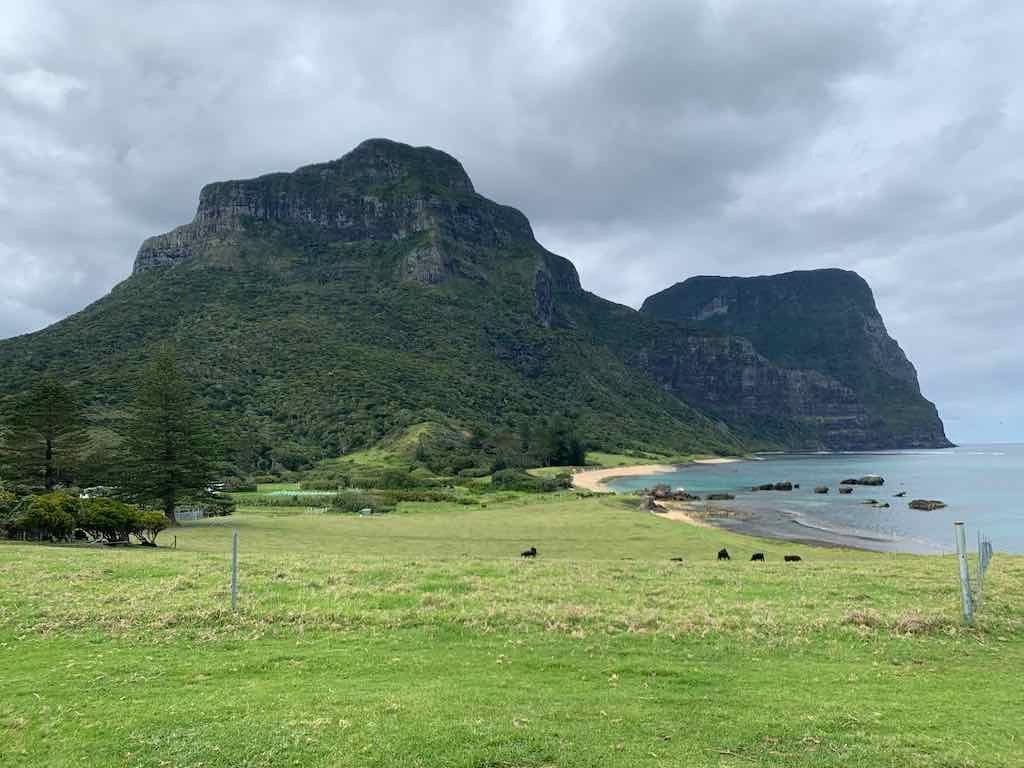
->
xmin=750 ymin=552 xmax=765 ymax=562
xmin=717 ymin=548 xmax=731 ymax=561
xmin=784 ymin=555 xmax=802 ymax=562
xmin=520 ymin=546 xmax=537 ymax=558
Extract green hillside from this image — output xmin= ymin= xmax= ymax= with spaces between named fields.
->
xmin=0 ymin=139 xmax=950 ymax=476
xmin=0 ymin=215 xmax=741 ymax=474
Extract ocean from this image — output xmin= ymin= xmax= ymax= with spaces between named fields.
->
xmin=605 ymin=444 xmax=1024 ymax=554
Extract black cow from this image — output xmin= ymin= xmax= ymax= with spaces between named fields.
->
xmin=520 ymin=546 xmax=537 ymax=558
xmin=750 ymin=552 xmax=765 ymax=562
xmin=784 ymin=555 xmax=802 ymax=562
xmin=717 ymin=548 xmax=731 ymax=561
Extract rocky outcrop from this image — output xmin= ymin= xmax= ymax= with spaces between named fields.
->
xmin=620 ymin=330 xmax=873 ymax=448
xmin=639 ymin=270 xmax=951 ymax=450
xmin=134 ymin=138 xmax=535 ymax=274
xmin=909 ymin=499 xmax=947 ymax=511
xmin=841 ymin=476 xmax=885 ymax=486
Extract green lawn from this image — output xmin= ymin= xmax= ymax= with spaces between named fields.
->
xmin=2 ymin=494 xmax=1022 ymax=766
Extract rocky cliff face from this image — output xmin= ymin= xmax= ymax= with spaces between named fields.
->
xmin=638 ymin=270 xmax=952 ymax=449
xmin=134 ymin=138 xmax=538 ymax=277
xmin=1 ymin=139 xmax=950 ymax=459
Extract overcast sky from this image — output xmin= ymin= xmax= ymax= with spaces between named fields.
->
xmin=2 ymin=0 xmax=1021 ymax=442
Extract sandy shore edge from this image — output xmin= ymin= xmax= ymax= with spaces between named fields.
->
xmin=571 ymin=457 xmax=741 ymax=493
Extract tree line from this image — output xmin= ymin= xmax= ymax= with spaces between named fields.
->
xmin=0 ymin=346 xmax=217 ymax=528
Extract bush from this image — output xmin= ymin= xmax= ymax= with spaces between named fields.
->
xmin=14 ymin=492 xmax=81 ymax=540
xmin=490 ymin=469 xmax=572 ymax=493
xmin=330 ymin=490 xmax=395 ymax=514
xmin=77 ymin=498 xmax=144 ymax=542
xmin=299 ymin=479 xmax=343 ymax=491
xmin=0 ymin=491 xmax=170 ymax=545
xmin=0 ymin=490 xmax=25 ymax=537
xmin=377 ymin=489 xmax=477 ymax=505
xmin=135 ymin=510 xmax=168 ymax=546
xmin=348 ymin=467 xmax=417 ymax=490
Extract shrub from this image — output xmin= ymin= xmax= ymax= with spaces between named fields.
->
xmin=77 ymin=498 xmax=143 ymax=542
xmin=348 ymin=467 xmax=417 ymax=490
xmin=490 ymin=469 xmax=572 ymax=493
xmin=0 ymin=490 xmax=24 ymax=537
xmin=330 ymin=490 xmax=395 ymax=514
xmin=377 ymin=489 xmax=476 ymax=505
xmin=15 ymin=492 xmax=80 ymax=540
xmin=135 ymin=510 xmax=168 ymax=546
xmin=299 ymin=479 xmax=343 ymax=491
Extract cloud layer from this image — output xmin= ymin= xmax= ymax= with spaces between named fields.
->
xmin=2 ymin=0 xmax=1021 ymax=441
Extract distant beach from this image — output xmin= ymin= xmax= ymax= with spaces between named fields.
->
xmin=594 ymin=446 xmax=1024 ymax=555
xmin=572 ymin=457 xmax=740 ymax=493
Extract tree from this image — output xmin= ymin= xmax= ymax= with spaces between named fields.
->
xmin=125 ymin=347 xmax=216 ymax=525
xmin=523 ymin=416 xmax=586 ymax=467
xmin=2 ymin=378 xmax=87 ymax=489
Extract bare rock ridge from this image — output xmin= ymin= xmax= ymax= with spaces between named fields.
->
xmin=134 ymin=138 xmax=538 ymax=275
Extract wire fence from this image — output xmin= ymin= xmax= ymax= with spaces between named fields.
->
xmin=974 ymin=528 xmax=995 ymax=611
xmin=954 ymin=521 xmax=995 ymax=624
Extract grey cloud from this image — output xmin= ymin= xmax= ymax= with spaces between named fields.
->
xmin=1 ymin=0 xmax=1021 ymax=442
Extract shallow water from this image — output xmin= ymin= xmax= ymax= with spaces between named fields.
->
xmin=606 ymin=444 xmax=1024 ymax=554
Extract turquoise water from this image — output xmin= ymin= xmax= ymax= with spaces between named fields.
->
xmin=606 ymin=445 xmax=1024 ymax=554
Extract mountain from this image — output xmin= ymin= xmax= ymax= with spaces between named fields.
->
xmin=639 ymin=271 xmax=952 ymax=449
xmin=0 ymin=139 xmax=949 ymax=474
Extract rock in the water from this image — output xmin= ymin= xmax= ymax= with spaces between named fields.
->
xmin=752 ymin=482 xmax=791 ymax=491
xmin=841 ymin=475 xmax=885 ymax=486
xmin=909 ymin=499 xmax=946 ymax=511
xmin=838 ymin=487 xmax=854 ymax=494
xmin=706 ymin=493 xmax=735 ymax=501
xmin=814 ymin=485 xmax=829 ymax=494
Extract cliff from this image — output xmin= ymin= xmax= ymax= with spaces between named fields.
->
xmin=639 ymin=270 xmax=951 ymax=448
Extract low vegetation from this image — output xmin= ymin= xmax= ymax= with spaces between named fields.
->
xmin=1 ymin=492 xmax=1022 ymax=766
xmin=0 ymin=491 xmax=167 ymax=545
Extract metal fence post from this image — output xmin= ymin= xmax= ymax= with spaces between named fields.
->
xmin=954 ymin=522 xmax=973 ymax=624
xmin=231 ymin=529 xmax=239 ymax=612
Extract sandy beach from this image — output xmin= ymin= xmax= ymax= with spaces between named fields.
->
xmin=571 ymin=456 xmax=905 ymax=550
xmin=571 ymin=457 xmax=741 ymax=493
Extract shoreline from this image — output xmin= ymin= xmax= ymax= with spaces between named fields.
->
xmin=571 ymin=457 xmax=742 ymax=493
xmin=573 ymin=457 xmax=932 ymax=554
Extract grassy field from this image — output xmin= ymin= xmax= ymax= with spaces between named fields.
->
xmin=2 ymin=492 xmax=1022 ymax=766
